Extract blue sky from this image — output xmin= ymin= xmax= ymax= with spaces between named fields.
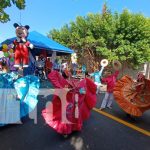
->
xmin=0 ymin=0 xmax=150 ymax=42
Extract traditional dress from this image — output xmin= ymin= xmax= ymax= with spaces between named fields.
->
xmin=42 ymin=71 xmax=97 ymax=135
xmin=113 ymin=75 xmax=150 ymax=116
xmin=0 ymin=72 xmax=40 ymax=126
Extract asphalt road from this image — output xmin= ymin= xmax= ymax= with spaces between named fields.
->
xmin=0 ymin=91 xmax=150 ymax=150
xmin=96 ymin=92 xmax=150 ymax=131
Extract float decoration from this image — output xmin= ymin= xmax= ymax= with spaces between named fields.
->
xmin=0 ymin=43 xmax=16 ymax=71
xmin=12 ymin=23 xmax=33 ymax=68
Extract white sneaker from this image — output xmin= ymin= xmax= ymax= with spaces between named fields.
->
xmin=99 ymin=107 xmax=105 ymax=110
xmin=107 ymin=106 xmax=112 ymax=109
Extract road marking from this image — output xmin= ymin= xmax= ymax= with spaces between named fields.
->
xmin=93 ymin=107 xmax=150 ymax=137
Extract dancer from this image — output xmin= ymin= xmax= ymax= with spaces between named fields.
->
xmin=100 ymin=60 xmax=121 ymax=110
xmin=113 ymin=72 xmax=150 ymax=117
xmin=42 ymin=70 xmax=97 ymax=137
xmin=90 ymin=59 xmax=108 ymax=94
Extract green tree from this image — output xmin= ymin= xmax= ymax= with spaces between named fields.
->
xmin=48 ymin=8 xmax=150 ymax=69
xmin=0 ymin=0 xmax=26 ymax=23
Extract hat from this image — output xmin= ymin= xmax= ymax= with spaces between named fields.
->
xmin=112 ymin=60 xmax=122 ymax=71
xmin=100 ymin=59 xmax=108 ymax=67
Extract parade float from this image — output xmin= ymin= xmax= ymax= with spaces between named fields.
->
xmin=0 ymin=24 xmax=40 ymax=126
xmin=0 ymin=24 xmax=74 ymax=126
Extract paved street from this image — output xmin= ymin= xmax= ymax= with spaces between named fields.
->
xmin=0 ymin=92 xmax=150 ymax=150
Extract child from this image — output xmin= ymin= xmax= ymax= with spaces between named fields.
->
xmin=90 ymin=66 xmax=104 ymax=94
xmin=100 ymin=69 xmax=119 ymax=110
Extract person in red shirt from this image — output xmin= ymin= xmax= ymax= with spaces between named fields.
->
xmin=100 ymin=69 xmax=119 ymax=110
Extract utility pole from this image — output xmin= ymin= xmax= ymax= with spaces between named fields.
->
xmin=145 ymin=62 xmax=150 ymax=79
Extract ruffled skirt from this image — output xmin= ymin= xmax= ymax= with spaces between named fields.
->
xmin=42 ymin=71 xmax=97 ymax=134
xmin=114 ymin=75 xmax=150 ymax=116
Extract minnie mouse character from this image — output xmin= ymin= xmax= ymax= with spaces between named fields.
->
xmin=13 ymin=23 xmax=33 ymax=68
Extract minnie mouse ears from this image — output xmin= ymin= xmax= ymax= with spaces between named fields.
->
xmin=25 ymin=25 xmax=30 ymax=30
xmin=14 ymin=23 xmax=19 ymax=28
xmin=13 ymin=23 xmax=30 ymax=30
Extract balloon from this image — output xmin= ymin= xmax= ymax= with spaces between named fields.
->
xmin=9 ymin=49 xmax=14 ymax=53
xmin=5 ymin=57 xmax=9 ymax=64
xmin=8 ymin=44 xmax=13 ymax=49
xmin=2 ymin=44 xmax=8 ymax=50
xmin=0 ymin=51 xmax=4 ymax=58
xmin=2 ymin=49 xmax=8 ymax=52
xmin=4 ymin=52 xmax=9 ymax=57
xmin=10 ymin=57 xmax=14 ymax=62
xmin=9 ymin=53 xmax=14 ymax=58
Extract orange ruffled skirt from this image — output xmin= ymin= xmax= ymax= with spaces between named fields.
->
xmin=113 ymin=75 xmax=150 ymax=116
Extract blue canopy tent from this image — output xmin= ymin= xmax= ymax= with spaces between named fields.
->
xmin=1 ymin=31 xmax=74 ymax=55
xmin=0 ymin=31 xmax=74 ymax=75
